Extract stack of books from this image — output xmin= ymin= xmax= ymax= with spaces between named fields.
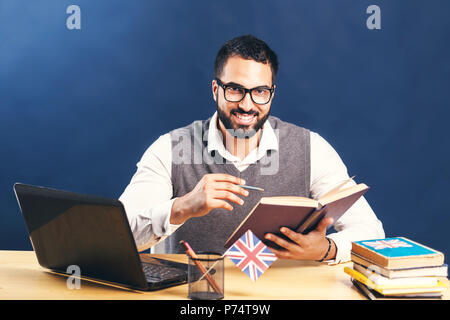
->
xmin=344 ymin=237 xmax=448 ymax=298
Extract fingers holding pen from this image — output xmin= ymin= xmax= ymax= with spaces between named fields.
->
xmin=173 ymin=174 xmax=249 ymax=223
xmin=205 ymin=181 xmax=249 ymax=210
xmin=214 ymin=182 xmax=250 ymax=197
xmin=213 ymin=190 xmax=245 ymax=205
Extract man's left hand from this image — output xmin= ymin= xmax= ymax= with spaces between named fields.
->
xmin=264 ymin=217 xmax=336 ymax=261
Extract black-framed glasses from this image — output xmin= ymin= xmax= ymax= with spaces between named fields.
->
xmin=215 ymin=78 xmax=275 ymax=105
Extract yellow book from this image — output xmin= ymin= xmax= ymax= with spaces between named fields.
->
xmin=344 ymin=267 xmax=448 ymax=296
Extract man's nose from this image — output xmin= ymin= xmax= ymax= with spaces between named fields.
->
xmin=238 ymin=92 xmax=254 ymax=112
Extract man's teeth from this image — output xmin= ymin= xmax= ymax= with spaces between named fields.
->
xmin=235 ymin=113 xmax=255 ymax=119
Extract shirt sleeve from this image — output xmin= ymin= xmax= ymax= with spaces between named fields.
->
xmin=310 ymin=132 xmax=385 ymax=264
xmin=119 ymin=133 xmax=182 ymax=252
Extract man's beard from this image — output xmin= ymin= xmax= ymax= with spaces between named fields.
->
xmin=216 ymin=103 xmax=270 ymax=139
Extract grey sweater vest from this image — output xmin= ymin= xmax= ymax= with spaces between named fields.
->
xmin=156 ymin=116 xmax=310 ymax=254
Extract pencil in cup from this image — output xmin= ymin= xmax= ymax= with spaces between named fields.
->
xmin=196 ymin=254 xmax=225 ymax=283
xmin=180 ymin=241 xmax=224 ymax=296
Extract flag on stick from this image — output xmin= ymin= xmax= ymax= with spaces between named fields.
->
xmin=225 ymin=229 xmax=277 ymax=281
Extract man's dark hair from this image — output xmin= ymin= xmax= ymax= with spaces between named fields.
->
xmin=214 ymin=35 xmax=279 ymax=83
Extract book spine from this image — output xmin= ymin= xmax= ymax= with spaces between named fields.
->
xmin=353 ymin=263 xmax=438 ymax=286
xmin=352 ymin=259 xmax=392 ymax=278
xmin=345 ymin=267 xmax=447 ymax=290
xmin=344 ymin=267 xmax=376 ymax=289
xmin=387 ymin=255 xmax=445 ymax=269
xmin=378 ymin=281 xmax=447 ymax=296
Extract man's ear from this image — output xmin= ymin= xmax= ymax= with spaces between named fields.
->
xmin=212 ymin=79 xmax=218 ymax=102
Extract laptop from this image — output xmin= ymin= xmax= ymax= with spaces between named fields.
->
xmin=13 ymin=183 xmax=188 ymax=291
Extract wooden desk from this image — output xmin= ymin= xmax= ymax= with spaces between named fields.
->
xmin=0 ymin=251 xmax=448 ymax=300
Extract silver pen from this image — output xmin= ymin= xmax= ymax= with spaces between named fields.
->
xmin=237 ymin=185 xmax=264 ymax=192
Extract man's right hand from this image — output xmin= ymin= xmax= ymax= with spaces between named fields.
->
xmin=170 ymin=173 xmax=249 ymax=225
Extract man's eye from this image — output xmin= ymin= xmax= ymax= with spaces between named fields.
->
xmin=228 ymin=86 xmax=242 ymax=92
xmin=253 ymin=89 xmax=269 ymax=95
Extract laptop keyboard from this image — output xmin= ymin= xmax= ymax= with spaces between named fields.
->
xmin=141 ymin=262 xmax=187 ymax=282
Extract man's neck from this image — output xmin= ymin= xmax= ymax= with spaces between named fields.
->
xmin=217 ymin=119 xmax=261 ymax=160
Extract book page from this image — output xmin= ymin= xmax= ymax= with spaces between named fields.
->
xmin=225 ymin=200 xmax=262 ymax=244
xmin=318 ymin=183 xmax=368 ymax=206
xmin=260 ymin=196 xmax=318 ymax=207
xmin=319 ymin=176 xmax=356 ymax=199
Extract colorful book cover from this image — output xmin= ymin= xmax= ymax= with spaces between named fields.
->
xmin=355 ymin=237 xmax=436 ymax=257
xmin=352 ymin=237 xmax=445 ymax=269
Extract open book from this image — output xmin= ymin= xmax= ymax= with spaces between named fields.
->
xmin=224 ymin=178 xmax=369 ymax=249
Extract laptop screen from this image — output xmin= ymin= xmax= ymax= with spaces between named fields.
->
xmin=14 ymin=183 xmax=149 ymax=290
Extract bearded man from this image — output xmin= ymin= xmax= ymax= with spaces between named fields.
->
xmin=119 ymin=35 xmax=384 ymax=264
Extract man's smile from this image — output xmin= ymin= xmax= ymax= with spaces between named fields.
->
xmin=232 ymin=111 xmax=258 ymax=126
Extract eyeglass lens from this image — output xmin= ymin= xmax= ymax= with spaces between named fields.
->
xmin=224 ymin=87 xmax=271 ymax=104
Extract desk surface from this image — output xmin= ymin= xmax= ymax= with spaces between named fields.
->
xmin=0 ymin=251 xmax=448 ymax=300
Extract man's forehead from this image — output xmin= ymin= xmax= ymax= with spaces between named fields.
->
xmin=220 ymin=55 xmax=273 ymax=87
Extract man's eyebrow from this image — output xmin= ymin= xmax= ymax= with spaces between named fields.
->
xmin=223 ymin=81 xmax=271 ymax=89
xmin=223 ymin=81 xmax=244 ymax=87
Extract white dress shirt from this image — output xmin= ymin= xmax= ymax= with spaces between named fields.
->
xmin=119 ymin=112 xmax=385 ymax=263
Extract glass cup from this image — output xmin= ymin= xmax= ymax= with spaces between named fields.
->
xmin=187 ymin=252 xmax=224 ymax=300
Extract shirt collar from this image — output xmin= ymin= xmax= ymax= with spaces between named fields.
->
xmin=207 ymin=111 xmax=279 ymax=161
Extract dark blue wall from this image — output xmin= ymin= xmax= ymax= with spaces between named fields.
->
xmin=1 ymin=1 xmax=449 ymax=259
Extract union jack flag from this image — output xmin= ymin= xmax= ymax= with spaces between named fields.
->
xmin=225 ymin=230 xmax=277 ymax=281
xmin=362 ymin=239 xmax=413 ymax=250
